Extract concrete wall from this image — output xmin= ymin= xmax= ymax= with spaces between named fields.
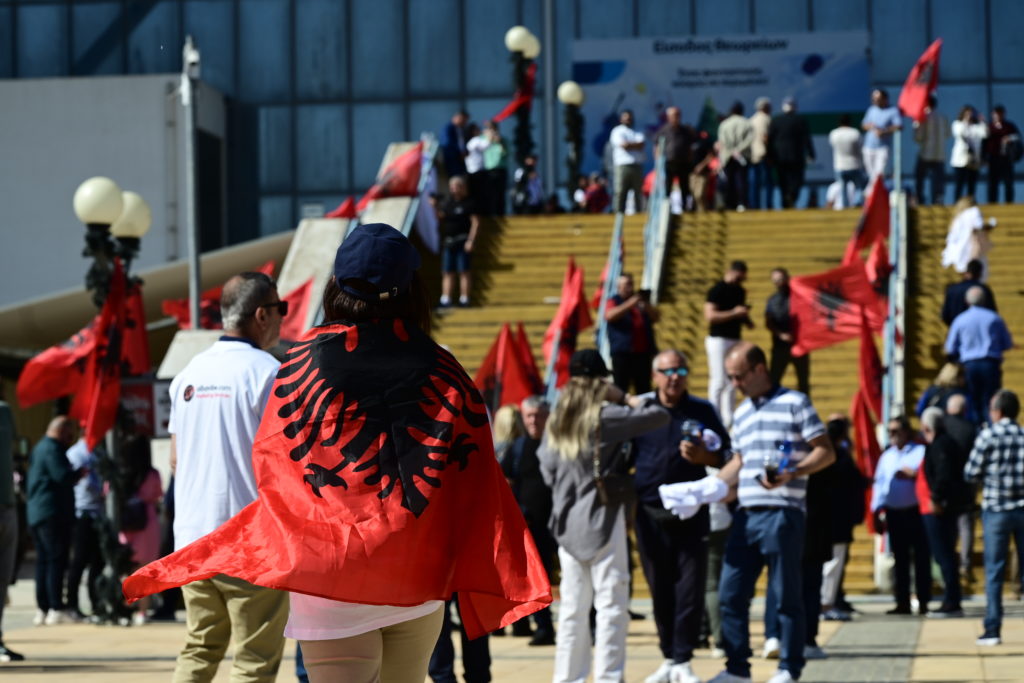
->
xmin=0 ymin=75 xmax=224 ymax=309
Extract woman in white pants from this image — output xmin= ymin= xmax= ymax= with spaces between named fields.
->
xmin=539 ymin=350 xmax=669 ymax=683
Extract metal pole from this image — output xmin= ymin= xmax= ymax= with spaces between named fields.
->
xmin=542 ymin=0 xmax=556 ymax=196
xmin=182 ymin=36 xmax=202 ymax=329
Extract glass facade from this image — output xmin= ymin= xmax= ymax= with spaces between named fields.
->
xmin=1 ymin=0 xmax=1021 ymax=242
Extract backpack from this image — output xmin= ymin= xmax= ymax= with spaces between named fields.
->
xmin=121 ymin=496 xmax=148 ymax=531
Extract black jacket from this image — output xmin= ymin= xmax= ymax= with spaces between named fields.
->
xmin=941 ymin=279 xmax=997 ymax=325
xmin=923 ymin=432 xmax=974 ymax=515
xmin=767 ymin=111 xmax=815 ymax=166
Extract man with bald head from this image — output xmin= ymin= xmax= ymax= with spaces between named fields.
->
xmin=26 ymin=416 xmax=80 ymax=627
xmin=632 ymin=350 xmax=730 ymax=683
xmin=709 ymin=343 xmax=834 ymax=683
xmin=945 ymin=285 xmax=1013 ymax=423
xmin=168 ymin=271 xmax=288 ymax=682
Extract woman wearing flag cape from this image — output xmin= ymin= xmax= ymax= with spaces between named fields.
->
xmin=124 ymin=223 xmax=551 ymax=682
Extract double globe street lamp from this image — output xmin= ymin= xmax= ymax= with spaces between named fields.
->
xmin=557 ymin=80 xmax=585 ymax=189
xmin=504 ymin=25 xmax=541 ymax=167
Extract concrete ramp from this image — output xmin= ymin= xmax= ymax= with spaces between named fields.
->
xmin=277 ymin=217 xmax=351 ymax=331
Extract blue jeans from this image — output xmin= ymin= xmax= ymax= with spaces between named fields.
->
xmin=981 ymin=508 xmax=1024 ymax=635
xmin=429 ymin=598 xmax=491 ymax=683
xmin=765 ymin=557 xmax=823 ymax=646
xmin=748 ymin=161 xmax=773 ymax=209
xmin=963 ymin=358 xmax=1002 ymax=425
xmin=30 ymin=518 xmax=70 ymax=613
xmin=922 ymin=513 xmax=961 ymax=609
xmin=719 ymin=507 xmax=806 ymax=679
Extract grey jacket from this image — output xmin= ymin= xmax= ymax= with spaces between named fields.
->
xmin=539 ymin=402 xmax=670 ymax=562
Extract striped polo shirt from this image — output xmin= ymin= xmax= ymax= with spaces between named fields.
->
xmin=732 ymin=385 xmax=825 ymax=511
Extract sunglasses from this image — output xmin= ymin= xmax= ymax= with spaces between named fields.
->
xmin=255 ymin=300 xmax=289 ymax=316
xmin=657 ymin=367 xmax=689 ymax=377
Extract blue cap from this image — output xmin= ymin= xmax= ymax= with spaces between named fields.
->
xmin=332 ymin=223 xmax=421 ymax=300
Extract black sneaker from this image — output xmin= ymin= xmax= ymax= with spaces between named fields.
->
xmin=976 ymin=631 xmax=1001 ymax=646
xmin=0 ymin=644 xmax=24 ymax=662
xmin=928 ymin=605 xmax=964 ymax=619
xmin=528 ymin=630 xmax=556 ymax=646
xmin=886 ymin=605 xmax=912 ymax=615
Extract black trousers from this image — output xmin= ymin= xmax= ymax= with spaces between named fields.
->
xmin=429 ymin=598 xmax=491 ymax=683
xmin=611 ymin=351 xmax=654 ymax=395
xmin=776 ymin=163 xmax=805 ymax=208
xmin=67 ymin=513 xmax=104 ymax=612
xmin=635 ymin=505 xmax=708 ymax=663
xmin=30 ymin=518 xmax=70 ymax=612
xmin=987 ymin=158 xmax=1015 ymax=203
xmin=953 ymin=167 xmax=979 ymax=199
xmin=723 ymin=159 xmax=748 ymax=209
xmin=770 ymin=340 xmax=810 ymax=396
xmin=886 ymin=506 xmax=932 ymax=608
xmin=665 ymin=160 xmax=692 ymax=206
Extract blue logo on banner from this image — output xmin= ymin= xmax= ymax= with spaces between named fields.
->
xmin=573 ymin=61 xmax=627 ymax=84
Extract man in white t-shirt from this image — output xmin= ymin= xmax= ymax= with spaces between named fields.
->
xmin=828 ymin=115 xmax=866 ymax=209
xmin=609 ymin=110 xmax=646 ymax=214
xmin=168 ymin=271 xmax=288 ymax=682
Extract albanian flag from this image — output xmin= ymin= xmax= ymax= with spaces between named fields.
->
xmin=475 ymin=323 xmax=538 ymax=413
xmin=514 ymin=322 xmax=542 ymax=393
xmin=842 ymin=175 xmax=890 ymax=266
xmin=790 ymin=260 xmax=886 ymax=357
xmin=16 ymin=321 xmax=98 ymax=408
xmin=123 ymin=319 xmax=551 ymax=638
xmin=542 ymin=259 xmax=593 ymax=388
xmin=493 ymin=62 xmax=538 ymax=122
xmin=859 ymin=309 xmax=884 ymax=419
xmin=278 ymin=277 xmax=315 ymax=343
xmin=850 ymin=388 xmax=882 ymax=532
xmin=356 ymin=143 xmax=423 ymax=213
xmin=898 ymin=39 xmax=942 ymax=123
xmin=326 ymin=196 xmax=358 ymax=219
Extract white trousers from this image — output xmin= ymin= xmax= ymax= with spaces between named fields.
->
xmin=553 ymin=509 xmax=629 ymax=683
xmin=862 ymin=147 xmax=890 ymax=182
xmin=705 ymin=336 xmax=739 ymax=428
xmin=820 ymin=542 xmax=849 ymax=606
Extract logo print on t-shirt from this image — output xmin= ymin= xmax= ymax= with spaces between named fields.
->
xmin=183 ymin=385 xmax=195 ymax=402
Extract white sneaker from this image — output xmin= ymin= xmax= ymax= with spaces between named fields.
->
xmin=766 ymin=670 xmax=797 ymax=683
xmin=669 ymin=661 xmax=701 ymax=683
xmin=32 ymin=609 xmax=46 ymax=626
xmin=710 ymin=647 xmax=726 ymax=659
xmin=44 ymin=609 xmax=68 ymax=625
xmin=804 ymin=644 xmax=827 ymax=659
xmin=132 ymin=611 xmax=148 ymax=627
xmin=706 ymin=671 xmax=752 ymax=683
xmin=645 ymin=659 xmax=674 ymax=683
xmin=762 ymin=636 xmax=781 ymax=659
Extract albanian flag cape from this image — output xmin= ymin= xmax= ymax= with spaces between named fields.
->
xmin=123 ymin=319 xmax=551 ymax=638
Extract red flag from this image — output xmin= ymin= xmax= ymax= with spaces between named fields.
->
xmin=850 ymin=389 xmax=882 ymax=532
xmin=642 ymin=169 xmax=655 ymax=196
xmin=859 ymin=309 xmax=884 ymax=419
xmin=542 ymin=259 xmax=594 ymax=387
xmin=493 ymin=63 xmax=538 ymax=122
xmin=898 ymin=39 xmax=942 ymax=123
xmin=474 ymin=324 xmax=537 ymax=411
xmin=865 ymin=235 xmax=893 ymax=304
xmin=842 ymin=175 xmax=890 ymax=265
xmin=161 ymin=260 xmax=276 ymax=329
xmin=326 ymin=196 xmax=358 ymax=219
xmin=514 ymin=322 xmax=543 ymax=394
xmin=124 ymin=320 xmax=552 ymax=638
xmin=72 ymin=260 xmax=128 ymax=450
xmin=16 ymin=320 xmax=98 ymax=408
xmin=356 ymin=143 xmax=423 ymax=212
xmin=790 ymin=260 xmax=886 ymax=356
xmin=122 ymin=285 xmax=151 ymax=376
xmin=279 ymin=277 xmax=315 ymax=343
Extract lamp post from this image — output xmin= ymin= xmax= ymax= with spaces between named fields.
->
xmin=504 ymin=26 xmax=541 ymax=168
xmin=557 ymin=80 xmax=585 ymax=189
xmin=72 ymin=177 xmax=152 ymax=625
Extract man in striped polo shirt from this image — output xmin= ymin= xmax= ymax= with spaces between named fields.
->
xmin=707 ymin=343 xmax=835 ymax=683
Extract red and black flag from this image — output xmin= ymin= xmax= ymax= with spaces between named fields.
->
xmin=474 ymin=323 xmax=539 ymax=412
xmin=859 ymin=308 xmax=884 ymax=419
xmin=356 ymin=143 xmax=423 ymax=213
xmin=842 ymin=175 xmax=890 ymax=266
xmin=543 ymin=258 xmax=593 ymax=388
xmin=850 ymin=387 xmax=883 ymax=531
xmin=124 ymin=319 xmax=551 ymax=638
xmin=16 ymin=320 xmax=99 ymax=408
xmin=514 ymin=322 xmax=543 ymax=394
xmin=790 ymin=260 xmax=886 ymax=357
xmin=493 ymin=62 xmax=538 ymax=122
xmin=278 ymin=277 xmax=315 ymax=343
xmin=898 ymin=39 xmax=942 ymax=123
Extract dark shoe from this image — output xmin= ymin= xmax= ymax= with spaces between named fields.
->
xmin=917 ymin=606 xmax=929 ymax=616
xmin=528 ymin=630 xmax=555 ymax=646
xmin=0 ymin=644 xmax=24 ymax=662
xmin=629 ymin=610 xmax=647 ymax=621
xmin=886 ymin=605 xmax=912 ymax=615
xmin=928 ymin=607 xmax=964 ymax=619
xmin=511 ymin=623 xmax=533 ymax=637
xmin=976 ymin=631 xmax=1001 ymax=646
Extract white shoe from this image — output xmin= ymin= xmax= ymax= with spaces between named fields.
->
xmin=32 ymin=609 xmax=46 ymax=626
xmin=766 ymin=670 xmax=797 ymax=683
xmin=132 ymin=611 xmax=148 ymax=626
xmin=706 ymin=671 xmax=752 ymax=683
xmin=804 ymin=644 xmax=827 ymax=659
xmin=645 ymin=659 xmax=674 ymax=683
xmin=762 ymin=636 xmax=781 ymax=659
xmin=710 ymin=647 xmax=726 ymax=659
xmin=44 ymin=609 xmax=69 ymax=625
xmin=670 ymin=661 xmax=701 ymax=683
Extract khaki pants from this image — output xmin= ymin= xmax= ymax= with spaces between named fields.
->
xmin=174 ymin=575 xmax=288 ymax=683
xmin=300 ymin=605 xmax=443 ymax=683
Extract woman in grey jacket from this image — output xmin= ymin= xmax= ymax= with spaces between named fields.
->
xmin=539 ymin=350 xmax=670 ymax=683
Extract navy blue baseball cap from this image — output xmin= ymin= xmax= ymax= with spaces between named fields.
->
xmin=332 ymin=223 xmax=421 ymax=300
xmin=569 ymin=349 xmax=609 ymax=378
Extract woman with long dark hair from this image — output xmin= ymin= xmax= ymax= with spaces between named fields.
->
xmin=539 ymin=350 xmax=669 ymax=683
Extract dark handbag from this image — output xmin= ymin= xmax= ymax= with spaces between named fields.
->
xmin=592 ymin=426 xmax=634 ymax=506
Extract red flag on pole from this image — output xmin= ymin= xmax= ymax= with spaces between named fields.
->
xmin=493 ymin=63 xmax=538 ymax=122
xmin=542 ymin=259 xmax=593 ymax=388
xmin=356 ymin=143 xmax=423 ymax=213
xmin=326 ymin=196 xmax=358 ymax=219
xmin=474 ymin=323 xmax=537 ymax=411
xmin=859 ymin=309 xmax=884 ymax=419
xmin=514 ymin=322 xmax=543 ymax=394
xmin=842 ymin=175 xmax=890 ymax=265
xmin=16 ymin=321 xmax=98 ymax=408
xmin=122 ymin=285 xmax=151 ymax=376
xmin=898 ymin=39 xmax=942 ymax=123
xmin=790 ymin=260 xmax=886 ymax=356
xmin=850 ymin=388 xmax=883 ymax=531
xmin=279 ymin=277 xmax=315 ymax=343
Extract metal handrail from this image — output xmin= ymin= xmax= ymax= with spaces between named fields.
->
xmin=594 ymin=212 xmax=626 ymax=368
xmin=641 ymin=138 xmax=671 ymax=304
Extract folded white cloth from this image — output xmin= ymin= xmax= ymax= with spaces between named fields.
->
xmin=658 ymin=476 xmax=730 ymax=520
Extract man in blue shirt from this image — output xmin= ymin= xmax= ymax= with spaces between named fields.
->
xmin=870 ymin=416 xmax=931 ymax=615
xmin=633 ymin=350 xmax=729 ymax=683
xmin=65 ymin=438 xmax=104 ymax=620
xmin=945 ymin=286 xmax=1014 ymax=424
xmin=861 ymin=89 xmax=902 ymax=183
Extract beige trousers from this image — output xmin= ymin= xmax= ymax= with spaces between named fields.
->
xmin=299 ymin=605 xmax=444 ymax=683
xmin=173 ymin=575 xmax=288 ymax=683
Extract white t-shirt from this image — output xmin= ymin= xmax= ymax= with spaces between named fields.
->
xmin=465 ymin=134 xmax=490 ymax=174
xmin=609 ymin=124 xmax=645 ymax=166
xmin=286 ymin=593 xmax=443 ymax=640
xmin=168 ymin=339 xmax=280 ymax=549
xmin=828 ymin=127 xmax=862 ymax=171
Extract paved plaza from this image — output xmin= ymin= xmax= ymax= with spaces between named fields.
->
xmin=3 ymin=568 xmax=1024 ymax=683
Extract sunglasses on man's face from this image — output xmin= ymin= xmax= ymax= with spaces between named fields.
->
xmin=657 ymin=367 xmax=689 ymax=377
xmin=256 ymin=300 xmax=289 ymax=316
